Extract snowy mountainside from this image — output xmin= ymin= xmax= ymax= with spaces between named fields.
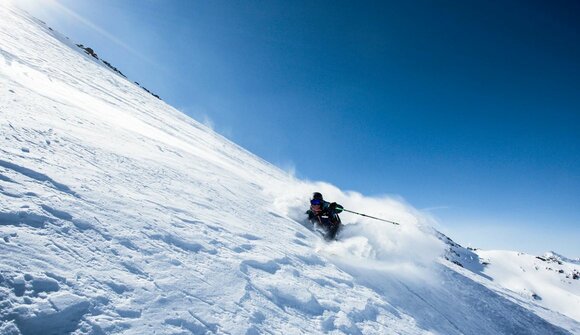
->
xmin=0 ymin=3 xmax=579 ymax=334
xmin=442 ymin=233 xmax=580 ymax=324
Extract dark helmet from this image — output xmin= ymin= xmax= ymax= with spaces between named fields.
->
xmin=312 ymin=192 xmax=323 ymax=201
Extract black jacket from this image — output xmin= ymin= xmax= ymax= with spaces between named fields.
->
xmin=307 ymin=201 xmax=343 ymax=225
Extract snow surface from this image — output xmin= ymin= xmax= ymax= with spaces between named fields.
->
xmin=0 ymin=3 xmax=579 ymax=334
xmin=474 ymin=250 xmax=580 ymax=321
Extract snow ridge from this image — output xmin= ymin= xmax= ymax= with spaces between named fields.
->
xmin=1 ymin=3 xmax=579 ymax=334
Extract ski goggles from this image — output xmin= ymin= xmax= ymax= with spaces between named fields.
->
xmin=310 ymin=199 xmax=323 ymax=205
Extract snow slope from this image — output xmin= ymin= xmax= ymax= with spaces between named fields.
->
xmin=473 ymin=250 xmax=580 ymax=320
xmin=0 ymin=3 xmax=578 ymax=334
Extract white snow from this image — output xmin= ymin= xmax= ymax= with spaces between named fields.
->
xmin=475 ymin=250 xmax=580 ymax=321
xmin=1 ymin=2 xmax=579 ymax=334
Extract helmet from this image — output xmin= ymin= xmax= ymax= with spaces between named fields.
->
xmin=311 ymin=192 xmax=324 ymax=206
xmin=312 ymin=192 xmax=323 ymax=200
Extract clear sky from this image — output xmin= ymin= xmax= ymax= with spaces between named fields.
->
xmin=16 ymin=0 xmax=580 ymax=257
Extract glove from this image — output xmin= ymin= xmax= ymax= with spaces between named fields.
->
xmin=329 ymin=202 xmax=337 ymax=212
xmin=335 ymin=204 xmax=344 ymax=214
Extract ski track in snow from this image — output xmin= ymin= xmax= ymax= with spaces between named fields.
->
xmin=1 ymin=3 xmax=579 ymax=334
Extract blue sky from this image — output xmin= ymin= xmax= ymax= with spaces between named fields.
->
xmin=19 ymin=0 xmax=579 ymax=256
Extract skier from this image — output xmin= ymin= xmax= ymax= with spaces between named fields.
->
xmin=306 ymin=192 xmax=343 ymax=240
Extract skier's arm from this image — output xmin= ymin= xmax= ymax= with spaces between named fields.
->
xmin=306 ymin=209 xmax=316 ymax=220
xmin=328 ymin=202 xmax=344 ymax=214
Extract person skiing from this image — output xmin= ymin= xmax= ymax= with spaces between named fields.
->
xmin=306 ymin=192 xmax=343 ymax=240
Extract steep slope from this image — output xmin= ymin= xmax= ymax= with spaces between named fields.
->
xmin=0 ymin=3 xmax=578 ymax=334
xmin=476 ymin=250 xmax=580 ymax=319
xmin=442 ymin=234 xmax=579 ymax=330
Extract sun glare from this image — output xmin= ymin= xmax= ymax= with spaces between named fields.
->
xmin=9 ymin=0 xmax=58 ymax=20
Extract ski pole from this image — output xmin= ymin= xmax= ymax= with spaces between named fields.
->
xmin=341 ymin=209 xmax=400 ymax=225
